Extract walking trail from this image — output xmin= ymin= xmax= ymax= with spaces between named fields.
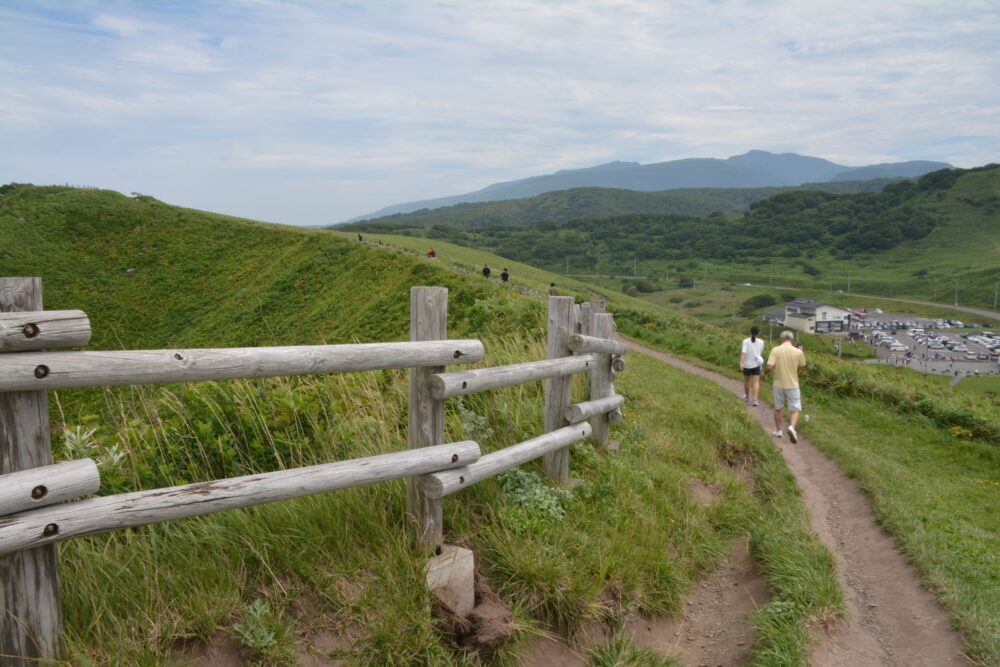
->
xmin=620 ymin=335 xmax=970 ymax=666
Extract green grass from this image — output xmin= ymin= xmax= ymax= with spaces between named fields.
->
xmin=52 ymin=340 xmax=842 ymax=665
xmin=3 ymin=186 xmax=843 ymax=664
xmin=616 ymin=312 xmax=1000 ymax=665
xmin=800 ymin=393 xmax=1000 ymax=662
xmin=588 ymin=634 xmax=679 ymax=666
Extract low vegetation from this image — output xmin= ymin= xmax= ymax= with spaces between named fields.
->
xmin=614 ymin=307 xmax=1000 ymax=665
xmin=343 ymin=164 xmax=1000 ymax=309
xmin=4 ymin=186 xmax=840 ymax=664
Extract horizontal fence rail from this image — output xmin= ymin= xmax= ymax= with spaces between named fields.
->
xmin=0 ymin=441 xmax=480 ymax=556
xmin=567 ymin=333 xmax=627 ymax=356
xmin=420 ymin=424 xmax=592 ymax=499
xmin=0 ymin=460 xmax=100 ymax=517
xmin=0 ymin=340 xmax=485 ymax=392
xmin=0 ymin=310 xmax=91 ymax=352
xmin=565 ymin=394 xmax=625 ymax=424
xmin=0 ymin=278 xmax=628 ymax=665
xmin=429 ymin=354 xmax=598 ymax=399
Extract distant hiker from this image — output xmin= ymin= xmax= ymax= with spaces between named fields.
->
xmin=501 ymin=268 xmax=510 ymax=283
xmin=739 ymin=325 xmax=765 ymax=407
xmin=482 ymin=265 xmax=491 ymax=278
xmin=549 ymin=282 xmax=559 ymax=296
xmin=763 ymin=331 xmax=807 ymax=442
xmin=427 ymin=248 xmax=436 ymax=258
xmin=357 ymin=233 xmax=363 ymax=242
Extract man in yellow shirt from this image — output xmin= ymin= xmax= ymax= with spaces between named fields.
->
xmin=762 ymin=330 xmax=807 ymax=442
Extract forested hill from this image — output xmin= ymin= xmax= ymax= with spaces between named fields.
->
xmin=335 ymin=178 xmax=899 ymax=232
xmin=346 ymin=150 xmax=950 ymax=221
xmin=418 ymin=164 xmax=999 ymax=273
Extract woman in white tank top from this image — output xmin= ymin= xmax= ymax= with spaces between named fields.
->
xmin=739 ymin=326 xmax=765 ymax=406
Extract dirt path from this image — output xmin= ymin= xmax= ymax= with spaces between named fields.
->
xmin=620 ymin=336 xmax=970 ymax=666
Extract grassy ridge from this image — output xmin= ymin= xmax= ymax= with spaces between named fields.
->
xmin=332 ymin=227 xmax=1000 ymax=664
xmin=3 ymin=186 xmax=841 ymax=664
xmin=1 ymin=186 xmax=541 ymax=350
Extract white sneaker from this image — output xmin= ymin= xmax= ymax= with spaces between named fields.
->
xmin=787 ymin=426 xmax=798 ymax=443
xmin=752 ymin=400 xmax=759 ymax=407
xmin=771 ymin=430 xmax=782 ymax=437
xmin=741 ymin=394 xmax=749 ymax=402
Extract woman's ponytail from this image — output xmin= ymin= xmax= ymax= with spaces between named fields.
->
xmin=750 ymin=325 xmax=760 ymax=343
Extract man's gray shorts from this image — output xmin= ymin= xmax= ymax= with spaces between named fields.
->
xmin=773 ymin=387 xmax=802 ymax=412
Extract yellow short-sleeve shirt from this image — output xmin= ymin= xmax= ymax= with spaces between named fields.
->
xmin=766 ymin=342 xmax=806 ymax=389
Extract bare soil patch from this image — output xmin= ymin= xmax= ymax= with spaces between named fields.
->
xmin=627 ymin=536 xmax=767 ymax=666
xmin=621 ymin=336 xmax=970 ymax=666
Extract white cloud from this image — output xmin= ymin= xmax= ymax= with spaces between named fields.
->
xmin=0 ymin=0 xmax=997 ymax=224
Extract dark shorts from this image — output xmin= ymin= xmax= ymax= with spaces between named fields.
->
xmin=742 ymin=366 xmax=761 ymax=376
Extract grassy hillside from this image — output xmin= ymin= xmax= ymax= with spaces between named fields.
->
xmin=322 ymin=230 xmax=1000 ymax=664
xmin=0 ymin=186 xmax=542 ymax=350
xmin=362 ymin=165 xmax=1000 ymax=310
xmin=1 ymin=186 xmax=841 ymax=665
xmin=336 ymin=178 xmax=898 ymax=231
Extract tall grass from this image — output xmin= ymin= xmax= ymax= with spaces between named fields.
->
xmin=51 ymin=340 xmax=841 ymax=665
xmin=617 ymin=305 xmax=1000 ymax=665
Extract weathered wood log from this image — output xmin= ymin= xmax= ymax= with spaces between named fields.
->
xmin=421 ymin=424 xmax=591 ymax=499
xmin=408 ymin=287 xmax=447 ymax=553
xmin=0 ymin=340 xmax=485 ymax=392
xmin=579 ymin=302 xmax=593 ymax=337
xmin=542 ymin=296 xmax=576 ymax=483
xmin=428 ymin=354 xmax=597 ymax=400
xmin=564 ymin=395 xmax=624 ymax=424
xmin=567 ymin=334 xmax=627 ymax=356
xmin=1 ymin=278 xmax=61 ymax=666
xmin=0 ymin=460 xmax=100 ymax=517
xmin=0 ymin=310 xmax=91 ymax=352
xmin=609 ymin=409 xmax=624 ymax=425
xmin=0 ymin=441 xmax=480 ymax=557
xmin=588 ymin=313 xmax=616 ymax=446
xmin=611 ymin=356 xmax=626 ymax=373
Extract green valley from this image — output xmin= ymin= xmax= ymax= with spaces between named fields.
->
xmin=343 ymin=165 xmax=1000 ymax=312
xmin=1 ymin=184 xmax=998 ymax=665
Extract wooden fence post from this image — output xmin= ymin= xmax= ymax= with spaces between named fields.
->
xmin=589 ymin=313 xmax=615 ymax=447
xmin=1 ymin=278 xmax=61 ymax=666
xmin=542 ymin=296 xmax=576 ymax=483
xmin=408 ymin=287 xmax=447 ymax=553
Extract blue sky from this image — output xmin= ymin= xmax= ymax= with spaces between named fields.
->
xmin=2 ymin=0 xmax=998 ymax=225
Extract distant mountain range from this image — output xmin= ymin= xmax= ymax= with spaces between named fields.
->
xmin=345 ymin=150 xmax=950 ymax=222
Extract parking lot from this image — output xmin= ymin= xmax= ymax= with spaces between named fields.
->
xmin=862 ymin=314 xmax=1000 ymax=376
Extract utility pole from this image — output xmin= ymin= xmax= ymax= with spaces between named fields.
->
xmin=847 ymin=270 xmax=852 ymax=293
xmin=703 ymin=262 xmax=708 ymax=282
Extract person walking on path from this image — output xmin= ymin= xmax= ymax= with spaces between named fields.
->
xmin=482 ymin=265 xmax=491 ymax=278
xmin=762 ymin=330 xmax=806 ymax=442
xmin=549 ymin=282 xmax=559 ymax=296
xmin=500 ymin=268 xmax=510 ymax=283
xmin=739 ymin=325 xmax=765 ymax=406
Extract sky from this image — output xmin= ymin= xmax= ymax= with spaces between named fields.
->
xmin=1 ymin=1 xmax=998 ymax=226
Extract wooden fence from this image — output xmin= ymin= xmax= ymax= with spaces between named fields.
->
xmin=0 ymin=278 xmax=625 ymax=665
